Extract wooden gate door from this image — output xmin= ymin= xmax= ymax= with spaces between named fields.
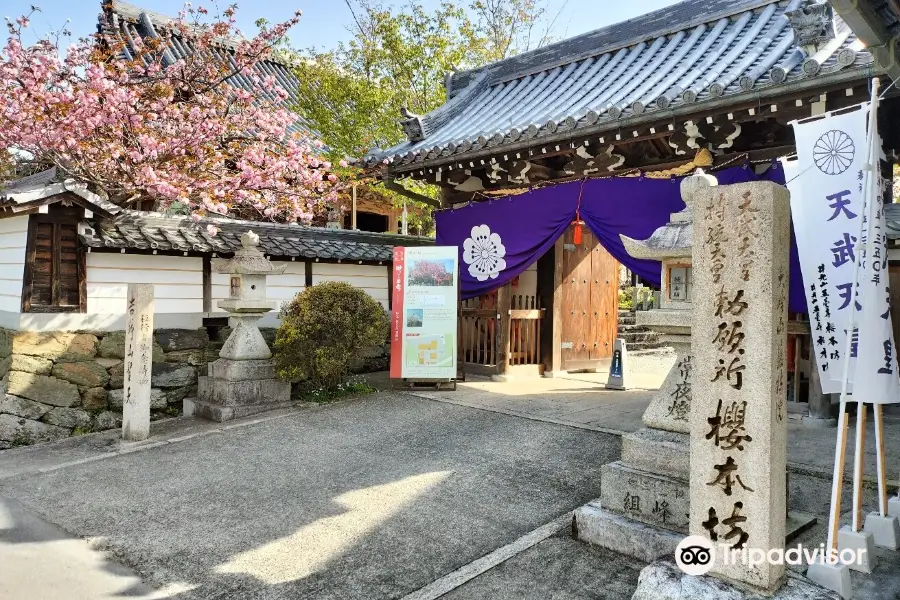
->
xmin=559 ymin=228 xmax=619 ymax=370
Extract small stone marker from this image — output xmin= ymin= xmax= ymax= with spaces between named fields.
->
xmin=606 ymin=338 xmax=629 ymax=390
xmin=690 ymin=182 xmax=789 ymax=593
xmin=122 ymin=284 xmax=154 ymax=442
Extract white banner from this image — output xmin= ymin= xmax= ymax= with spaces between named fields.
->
xmin=852 ymin=121 xmax=900 ymax=403
xmin=788 ymin=107 xmax=868 ymax=393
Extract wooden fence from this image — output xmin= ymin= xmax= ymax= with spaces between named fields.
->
xmin=460 ymin=292 xmax=543 ymax=375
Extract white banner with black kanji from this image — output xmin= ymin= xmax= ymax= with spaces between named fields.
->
xmin=788 ymin=107 xmax=868 ymax=394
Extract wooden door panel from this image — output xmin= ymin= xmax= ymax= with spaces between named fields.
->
xmin=561 ymin=227 xmax=594 ymax=367
xmin=591 ymin=242 xmax=619 ymax=360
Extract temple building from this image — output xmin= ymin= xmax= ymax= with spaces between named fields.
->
xmin=364 ymin=0 xmax=900 ymax=405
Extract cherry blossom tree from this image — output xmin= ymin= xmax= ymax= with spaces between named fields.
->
xmin=1 ymin=5 xmax=344 ymax=229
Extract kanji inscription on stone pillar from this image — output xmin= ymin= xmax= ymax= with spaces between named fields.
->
xmin=122 ymin=284 xmax=154 ymax=442
xmin=690 ymin=181 xmax=789 ymax=593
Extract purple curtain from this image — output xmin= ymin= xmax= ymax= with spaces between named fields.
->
xmin=435 ymin=162 xmax=807 ymax=313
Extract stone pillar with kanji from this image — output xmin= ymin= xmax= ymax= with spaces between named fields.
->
xmin=690 ymin=181 xmax=790 ymax=593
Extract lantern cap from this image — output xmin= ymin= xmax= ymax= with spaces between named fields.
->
xmin=215 ymin=230 xmax=287 ymax=275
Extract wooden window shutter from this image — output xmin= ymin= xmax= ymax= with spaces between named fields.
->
xmin=22 ymin=207 xmax=86 ymax=313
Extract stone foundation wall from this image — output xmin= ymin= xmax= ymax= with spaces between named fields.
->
xmin=0 ymin=326 xmax=389 ymax=449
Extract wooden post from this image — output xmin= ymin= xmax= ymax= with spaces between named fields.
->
xmin=551 ymin=236 xmax=565 ymax=374
xmin=351 ymin=184 xmax=358 ymax=230
xmin=828 ymin=405 xmax=850 ymax=551
xmin=852 ymin=403 xmax=868 ymax=532
xmin=202 ymin=255 xmax=212 ymax=313
xmin=874 ymin=404 xmax=888 ymax=516
xmin=496 ymin=283 xmax=512 ymax=377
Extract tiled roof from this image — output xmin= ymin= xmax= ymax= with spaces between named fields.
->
xmin=100 ymin=1 xmax=311 ymax=135
xmin=368 ymin=0 xmax=874 ymax=170
xmin=883 ymin=203 xmax=900 ymax=240
xmin=0 ymin=168 xmax=123 ymax=217
xmin=79 ymin=212 xmax=432 ymax=262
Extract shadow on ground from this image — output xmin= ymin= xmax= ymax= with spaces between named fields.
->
xmin=0 ymin=392 xmax=621 ymax=599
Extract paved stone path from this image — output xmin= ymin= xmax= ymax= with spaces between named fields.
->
xmin=0 ymin=393 xmax=621 ymax=600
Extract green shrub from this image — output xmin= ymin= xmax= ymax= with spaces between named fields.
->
xmin=274 ymin=282 xmax=390 ymax=389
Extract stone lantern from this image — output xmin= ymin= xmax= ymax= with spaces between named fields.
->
xmin=189 ymin=231 xmax=292 ymax=421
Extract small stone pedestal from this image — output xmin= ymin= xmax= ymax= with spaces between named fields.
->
xmin=837 ymin=526 xmax=877 ymax=573
xmin=806 ymin=559 xmax=852 ymax=600
xmin=190 ymin=231 xmax=292 ymax=422
xmin=863 ymin=512 xmax=900 ymax=550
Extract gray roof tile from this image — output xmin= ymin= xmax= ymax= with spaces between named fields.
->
xmin=369 ymin=0 xmax=874 ymax=169
xmin=79 ymin=212 xmax=432 ymax=262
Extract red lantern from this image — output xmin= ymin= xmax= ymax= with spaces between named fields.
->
xmin=572 ymin=210 xmax=585 ymax=246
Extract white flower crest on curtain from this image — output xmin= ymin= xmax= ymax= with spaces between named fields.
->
xmin=462 ymin=224 xmax=507 ymax=281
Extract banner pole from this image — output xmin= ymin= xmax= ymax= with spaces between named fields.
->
xmin=851 ymin=79 xmax=881 ymax=534
xmin=875 ymin=404 xmax=888 ymax=516
xmin=826 ymin=78 xmax=880 ymax=549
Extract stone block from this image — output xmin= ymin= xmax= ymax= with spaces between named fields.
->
xmin=600 ymin=461 xmax=688 ymax=534
xmin=198 ymin=376 xmax=290 ymax=407
xmin=189 ymin=398 xmax=293 ymax=422
xmin=621 ymin=428 xmax=689 ymax=480
xmin=836 ymin=526 xmax=876 ymax=573
xmin=862 ymin=512 xmax=900 ymax=550
xmin=0 ymin=355 xmax=11 ymax=380
xmin=108 ymin=388 xmax=167 ymax=410
xmin=574 ymin=500 xmax=681 ymax=563
xmin=94 ymin=357 xmax=122 ymax=369
xmin=42 ymin=407 xmax=91 ymax=430
xmin=81 ymin=387 xmax=108 ymax=411
xmin=806 ymin=560 xmax=852 ymax=600
xmin=889 ymin=497 xmax=900 ymax=519
xmin=0 ymin=395 xmax=50 ymax=420
xmin=92 ymin=410 xmax=121 ymax=432
xmin=155 ymin=329 xmax=208 ymax=352
xmin=7 ymin=371 xmax=80 ymax=407
xmin=108 ymin=362 xmax=124 ymax=389
xmin=51 ymin=361 xmax=110 ymax=389
xmin=208 ymin=358 xmax=278 ymax=382
xmin=165 ymin=349 xmax=207 ymax=366
xmin=633 ymin=561 xmax=842 ymax=600
xmin=641 ymin=353 xmax=692 ymax=434
xmin=0 ymin=328 xmax=12 ymax=359
xmin=151 ymin=363 xmax=197 ymax=388
xmin=10 ymin=354 xmax=53 ymax=375
xmin=12 ymin=332 xmax=97 ymax=361
xmin=165 ymin=385 xmax=195 ymax=405
xmin=0 ymin=413 xmax=68 ymax=444
xmin=98 ymin=332 xmax=165 ymax=362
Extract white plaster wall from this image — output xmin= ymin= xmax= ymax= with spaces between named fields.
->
xmin=87 ymin=253 xmax=204 ymax=314
xmin=312 ymin=262 xmax=390 ymax=309
xmin=512 ymin=262 xmax=538 ymax=297
xmin=0 ymin=216 xmax=28 ymax=313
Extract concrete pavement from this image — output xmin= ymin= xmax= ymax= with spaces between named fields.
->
xmin=0 ymin=393 xmax=621 ymax=600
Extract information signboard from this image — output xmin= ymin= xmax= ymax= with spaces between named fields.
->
xmin=390 ymin=246 xmax=459 ymax=380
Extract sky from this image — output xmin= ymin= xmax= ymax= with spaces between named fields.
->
xmin=6 ymin=0 xmax=683 ymax=53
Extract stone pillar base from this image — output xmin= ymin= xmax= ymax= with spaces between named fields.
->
xmin=193 ymin=358 xmax=291 ymax=422
xmin=836 ymin=525 xmax=877 ymax=573
xmin=806 ymin=559 xmax=852 ymax=600
xmin=574 ymin=500 xmax=682 ymax=563
xmin=632 ymin=560 xmax=841 ymax=600
xmin=863 ymin=512 xmax=900 ymax=550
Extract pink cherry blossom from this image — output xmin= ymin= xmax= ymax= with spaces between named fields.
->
xmin=1 ymin=5 xmax=342 ymax=225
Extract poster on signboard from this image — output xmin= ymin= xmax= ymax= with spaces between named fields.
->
xmin=390 ymin=246 xmax=459 ymax=380
xmin=787 ymin=106 xmax=868 ymax=393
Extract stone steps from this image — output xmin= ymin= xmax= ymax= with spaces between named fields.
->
xmin=621 ymin=428 xmax=689 ymax=480
xmin=600 ymin=461 xmax=689 ymax=535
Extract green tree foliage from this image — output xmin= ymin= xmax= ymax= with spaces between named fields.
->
xmin=286 ymin=1 xmax=563 ymax=231
xmin=274 ymin=282 xmax=390 ymax=389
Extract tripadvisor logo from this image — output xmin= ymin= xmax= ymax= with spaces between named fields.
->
xmin=675 ymin=535 xmax=870 ymax=574
xmin=675 ymin=535 xmax=715 ymax=575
